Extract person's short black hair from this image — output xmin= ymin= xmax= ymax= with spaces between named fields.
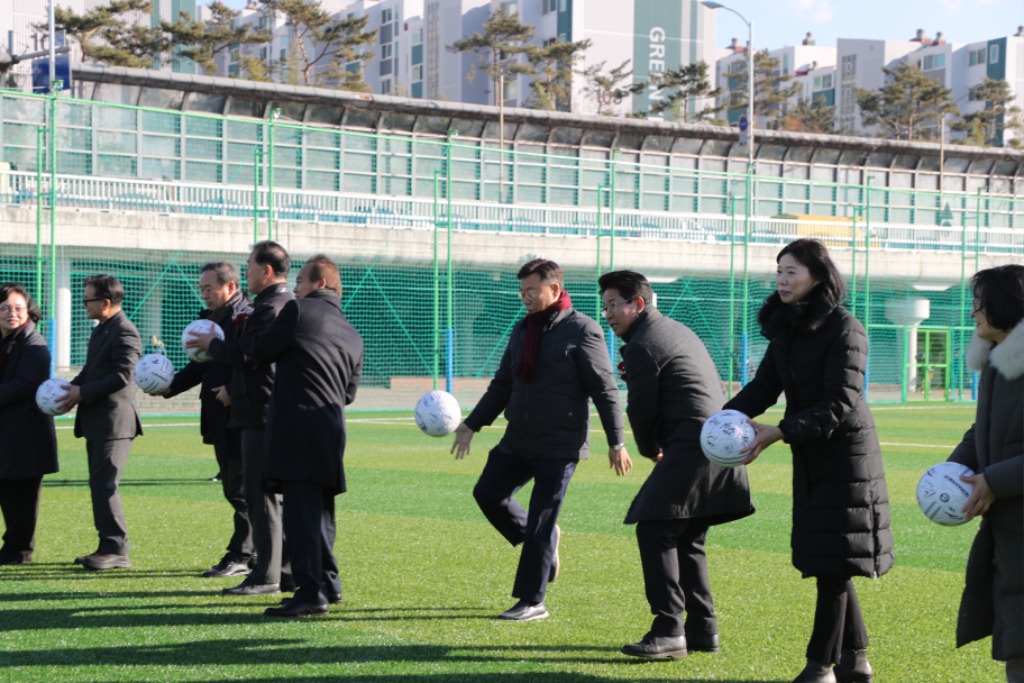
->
xmin=305 ymin=254 xmax=342 ymax=295
xmin=517 ymin=258 xmax=563 ymax=285
xmin=972 ymin=264 xmax=1024 ymax=331
xmin=84 ymin=274 xmax=125 ymax=306
xmin=251 ymin=240 xmax=290 ymax=277
xmin=0 ymin=282 xmax=41 ymax=323
xmin=776 ymin=239 xmax=846 ymax=309
xmin=200 ymin=261 xmax=240 ymax=287
xmin=598 ymin=270 xmax=654 ymax=306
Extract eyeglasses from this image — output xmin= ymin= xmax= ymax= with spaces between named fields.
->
xmin=600 ymin=300 xmax=631 ymax=318
xmin=517 ymin=286 xmax=549 ymax=301
xmin=82 ymin=297 xmax=107 ymax=304
xmin=0 ymin=305 xmax=26 ymax=314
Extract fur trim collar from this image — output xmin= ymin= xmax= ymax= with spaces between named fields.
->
xmin=758 ymin=289 xmax=837 ymax=339
xmin=967 ymin=321 xmax=1024 ymax=380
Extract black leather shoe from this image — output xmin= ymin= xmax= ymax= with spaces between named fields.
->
xmin=265 ymin=599 xmax=329 ymax=617
xmin=280 ymin=594 xmax=343 ymax=605
xmin=621 ymin=634 xmax=688 ymax=659
xmin=74 ymin=552 xmax=101 ymax=565
xmin=685 ymin=632 xmax=720 ymax=653
xmin=202 ymin=555 xmax=252 ymax=578
xmin=222 ymin=580 xmax=280 ymax=596
xmin=497 ymin=600 xmax=549 ymax=621
xmin=83 ymin=554 xmax=131 ymax=570
xmin=0 ymin=551 xmax=30 ymax=565
xmin=834 ymin=649 xmax=872 ymax=683
xmin=791 ymin=660 xmax=837 ymax=683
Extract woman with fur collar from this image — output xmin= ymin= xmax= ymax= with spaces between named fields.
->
xmin=948 ymin=265 xmax=1024 ymax=683
xmin=725 ymin=239 xmax=893 ymax=683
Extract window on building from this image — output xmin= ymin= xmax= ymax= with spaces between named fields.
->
xmin=989 ymin=44 xmax=1000 ymax=64
xmin=381 ymin=78 xmax=392 ymax=94
xmin=501 ymin=2 xmax=518 ymax=16
xmin=969 ymin=48 xmax=986 ymax=66
xmin=382 ymin=43 xmax=392 ymax=60
xmin=813 ymin=74 xmax=833 ymax=90
xmin=413 ymin=64 xmax=423 ymax=82
xmin=382 ymin=8 xmax=393 ymax=24
xmin=922 ymin=54 xmax=945 ymax=70
xmin=413 ymin=28 xmax=422 ymax=46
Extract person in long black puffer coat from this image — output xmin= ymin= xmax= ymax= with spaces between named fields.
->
xmin=725 ymin=239 xmax=893 ymax=683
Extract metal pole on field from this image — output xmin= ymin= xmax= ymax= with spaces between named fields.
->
xmin=48 ymin=0 xmax=56 ymax=86
xmin=609 ymin=148 xmax=619 ymax=271
xmin=958 ymin=194 xmax=968 ymax=401
xmin=267 ymin=108 xmax=280 ymax=241
xmin=596 ymin=184 xmax=605 ymax=319
xmin=35 ymin=127 xmax=44 ymax=303
xmin=727 ymin=194 xmax=737 ymax=398
xmin=253 ymin=148 xmax=262 ymax=243
xmin=432 ymin=169 xmax=441 ymax=391
xmin=741 ymin=171 xmax=751 ymax=387
xmin=445 ymin=131 xmax=457 ymax=394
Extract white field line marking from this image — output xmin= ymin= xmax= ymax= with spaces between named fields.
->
xmin=880 ymin=441 xmax=955 ymax=450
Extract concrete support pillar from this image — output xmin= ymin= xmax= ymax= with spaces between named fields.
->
xmin=885 ymin=298 xmax=931 ymax=394
xmin=55 ymin=254 xmax=72 ymax=371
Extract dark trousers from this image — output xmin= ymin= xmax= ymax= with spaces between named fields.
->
xmin=806 ymin=577 xmax=869 ymax=664
xmin=0 ymin=476 xmax=44 ymax=560
xmin=212 ymin=428 xmax=253 ymax=560
xmin=636 ymin=518 xmax=717 ymax=638
xmin=473 ymin=449 xmax=577 ymax=604
xmin=282 ymin=480 xmax=341 ymax=605
xmin=87 ymin=438 xmax=133 ymax=555
xmin=240 ymin=428 xmax=289 ymax=584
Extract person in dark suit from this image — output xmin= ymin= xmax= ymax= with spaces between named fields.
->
xmin=598 ymin=270 xmax=754 ymax=659
xmin=59 ymin=274 xmax=143 ymax=571
xmin=159 ymin=262 xmax=254 ymax=578
xmin=0 ymin=284 xmax=59 ymax=565
xmin=244 ymin=255 xmax=364 ymax=617
xmin=725 ymin=240 xmax=893 ymax=683
xmin=189 ymin=241 xmax=293 ymax=596
xmin=451 ymin=259 xmax=632 ymax=622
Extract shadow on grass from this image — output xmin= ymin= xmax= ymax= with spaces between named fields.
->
xmin=43 ymin=478 xmax=214 ymax=488
xmin=0 ymin=566 xmax=212 ymax=581
xmin=0 ymin=639 xmax=784 ymax=682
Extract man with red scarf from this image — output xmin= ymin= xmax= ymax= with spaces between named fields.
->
xmin=452 ymin=258 xmax=632 ymax=621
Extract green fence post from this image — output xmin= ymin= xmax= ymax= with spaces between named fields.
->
xmin=48 ymin=85 xmax=59 ymax=327
xmin=267 ymin=108 xmax=280 ymax=241
xmin=445 ymin=130 xmax=457 ymax=393
xmin=596 ymin=183 xmax=605 ymax=320
xmin=609 ymin=148 xmax=619 ymax=271
xmin=958 ymin=193 xmax=969 ymax=401
xmin=253 ymin=148 xmax=262 ymax=244
xmin=432 ymin=168 xmax=441 ymax=391
xmin=727 ymin=194 xmax=737 ymax=398
xmin=35 ymin=126 xmax=44 ymax=305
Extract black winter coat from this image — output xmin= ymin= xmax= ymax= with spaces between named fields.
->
xmin=620 ymin=309 xmax=753 ymax=525
xmin=165 ymin=291 xmax=249 ymax=443
xmin=464 ymin=307 xmax=624 ymax=460
xmin=0 ymin=322 xmax=58 ymax=480
xmin=950 ymin=326 xmax=1024 ymax=661
xmin=247 ymin=289 xmax=364 ymax=495
xmin=207 ymin=282 xmax=293 ymax=430
xmin=725 ymin=292 xmax=894 ymax=580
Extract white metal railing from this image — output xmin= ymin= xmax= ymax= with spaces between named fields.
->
xmin=2 ymin=171 xmax=1021 ymax=255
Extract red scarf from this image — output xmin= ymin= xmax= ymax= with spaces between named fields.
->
xmin=515 ymin=289 xmax=573 ymax=382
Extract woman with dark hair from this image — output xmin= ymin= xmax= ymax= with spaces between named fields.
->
xmin=0 ymin=283 xmax=59 ymax=565
xmin=948 ymin=264 xmax=1023 ymax=683
xmin=724 ymin=239 xmax=893 ymax=683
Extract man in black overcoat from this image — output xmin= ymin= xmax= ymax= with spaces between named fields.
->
xmin=190 ymin=241 xmax=294 ymax=596
xmin=161 ymin=262 xmax=253 ymax=578
xmin=452 ymin=259 xmax=632 ymax=622
xmin=599 ymin=270 xmax=754 ymax=659
xmin=245 ymin=255 xmax=364 ymax=617
xmin=60 ymin=274 xmax=143 ymax=571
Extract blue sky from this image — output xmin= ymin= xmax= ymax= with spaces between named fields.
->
xmin=214 ymin=0 xmax=1022 ymax=49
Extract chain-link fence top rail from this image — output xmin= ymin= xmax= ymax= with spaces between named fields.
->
xmin=1 ymin=89 xmax=1021 ymax=413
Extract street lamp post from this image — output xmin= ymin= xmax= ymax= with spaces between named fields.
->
xmin=702 ymin=1 xmax=754 ymax=168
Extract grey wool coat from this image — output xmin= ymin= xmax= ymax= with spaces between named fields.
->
xmin=726 ymin=292 xmax=894 ymax=580
xmin=950 ymin=324 xmax=1024 ymax=662
xmin=71 ymin=310 xmax=143 ymax=441
xmin=619 ymin=309 xmax=754 ymax=525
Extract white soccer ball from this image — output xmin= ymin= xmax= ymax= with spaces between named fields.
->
xmin=181 ymin=319 xmax=225 ymax=362
xmin=135 ymin=354 xmax=175 ymax=394
xmin=700 ymin=409 xmax=756 ymax=468
xmin=35 ymin=378 xmax=72 ymax=416
xmin=917 ymin=461 xmax=975 ymax=526
xmin=415 ymin=390 xmax=461 ymax=437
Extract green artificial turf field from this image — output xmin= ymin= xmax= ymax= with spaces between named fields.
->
xmin=0 ymin=403 xmax=1003 ymax=683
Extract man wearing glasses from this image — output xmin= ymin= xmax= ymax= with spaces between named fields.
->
xmin=59 ymin=275 xmax=143 ymax=571
xmin=452 ymin=258 xmax=632 ymax=621
xmin=598 ymin=270 xmax=753 ymax=660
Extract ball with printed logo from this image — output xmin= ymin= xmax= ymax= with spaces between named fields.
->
xmin=700 ymin=409 xmax=755 ymax=468
xmin=415 ymin=390 xmax=461 ymax=437
xmin=181 ymin=319 xmax=225 ymax=362
xmin=35 ymin=378 xmax=72 ymax=416
xmin=917 ymin=461 xmax=975 ymax=526
xmin=135 ymin=354 xmax=175 ymax=394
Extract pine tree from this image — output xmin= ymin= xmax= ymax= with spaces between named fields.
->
xmin=526 ymin=38 xmax=591 ymax=111
xmin=855 ymin=61 xmax=957 ymax=141
xmin=162 ymin=1 xmax=270 ymax=76
xmin=777 ymin=95 xmax=836 ymax=134
xmin=577 ymin=60 xmax=638 ymax=116
xmin=43 ymin=0 xmax=170 ymax=68
xmin=949 ymin=78 xmax=1023 ymax=147
xmin=646 ymin=61 xmax=722 ymax=122
xmin=448 ymin=9 xmax=535 ymax=107
xmin=724 ymin=49 xmax=802 ymax=128
xmin=262 ymin=0 xmax=376 ymax=89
